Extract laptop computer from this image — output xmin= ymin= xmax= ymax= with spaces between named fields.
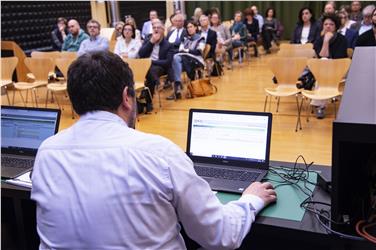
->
xmin=186 ymin=109 xmax=272 ymax=193
xmin=1 ymin=106 xmax=61 ymax=179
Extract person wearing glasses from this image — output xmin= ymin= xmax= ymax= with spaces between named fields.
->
xmin=114 ymin=23 xmax=142 ymax=59
xmin=77 ymin=19 xmax=109 ymax=56
xmin=62 ymin=19 xmax=89 ymax=52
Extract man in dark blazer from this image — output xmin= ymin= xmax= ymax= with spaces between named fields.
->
xmin=138 ymin=19 xmax=174 ymax=99
xmin=355 ymin=8 xmax=376 ymax=46
xmin=166 ymin=14 xmax=187 ymax=50
xmin=198 ymin=15 xmax=217 ymax=59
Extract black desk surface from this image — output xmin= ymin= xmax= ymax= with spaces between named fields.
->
xmin=2 ymin=161 xmax=374 ymax=250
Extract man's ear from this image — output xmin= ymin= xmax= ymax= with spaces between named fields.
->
xmin=121 ymin=87 xmax=132 ymax=111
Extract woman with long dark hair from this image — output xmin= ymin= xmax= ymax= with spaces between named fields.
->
xmin=291 ymin=7 xmax=320 ymax=44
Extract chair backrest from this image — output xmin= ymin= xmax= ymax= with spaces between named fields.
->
xmin=203 ymin=44 xmax=211 ymax=59
xmin=123 ymin=58 xmax=151 ymax=85
xmin=1 ymin=57 xmax=18 ymax=82
xmin=1 ymin=41 xmax=30 ymax=81
xmin=60 ymin=51 xmax=78 ymax=59
xmin=280 ymin=43 xmax=313 ymax=50
xmin=100 ymin=28 xmax=116 ymax=41
xmin=277 ymin=48 xmax=316 ymax=58
xmin=24 ymin=57 xmax=54 ymax=82
xmin=268 ymin=57 xmax=307 ymax=85
xmin=55 ymin=57 xmax=76 ymax=79
xmin=307 ymin=58 xmax=351 ymax=89
xmin=31 ymin=51 xmax=60 ymax=72
xmin=109 ymin=40 xmax=117 ymax=53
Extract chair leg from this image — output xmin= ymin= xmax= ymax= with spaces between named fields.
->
xmin=295 ymin=95 xmax=303 ymax=132
xmin=12 ymin=89 xmax=16 ymax=105
xmin=45 ymin=89 xmax=49 ymax=108
xmin=276 ymin=97 xmax=281 ymax=112
xmin=268 ymin=94 xmax=272 ymax=112
xmin=333 ymin=98 xmax=337 ymax=118
xmin=19 ymin=91 xmax=26 ymax=107
xmin=33 ymin=88 xmax=38 ymax=108
xmin=263 ymin=95 xmax=268 ymax=112
xmin=306 ymin=98 xmax=311 ymax=122
xmin=4 ymin=86 xmax=11 ymax=105
xmin=25 ymin=89 xmax=29 ymax=105
xmin=52 ymin=92 xmax=61 ymax=110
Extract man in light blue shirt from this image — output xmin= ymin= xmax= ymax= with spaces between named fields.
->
xmin=141 ymin=10 xmax=158 ymax=40
xmin=31 ymin=51 xmax=276 ymax=250
xmin=77 ymin=19 xmax=109 ymax=56
xmin=251 ymin=5 xmax=264 ymax=32
xmin=62 ymin=19 xmax=89 ymax=52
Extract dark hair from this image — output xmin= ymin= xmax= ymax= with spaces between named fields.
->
xmin=87 ymin=19 xmax=101 ymax=29
xmin=298 ymin=7 xmax=315 ymax=25
xmin=186 ymin=19 xmax=198 ymax=33
xmin=322 ymin=13 xmax=340 ymax=30
xmin=57 ymin=17 xmax=67 ymax=24
xmin=265 ymin=7 xmax=276 ymax=18
xmin=67 ymin=51 xmax=135 ymax=115
xmin=244 ymin=7 xmax=255 ymax=17
xmin=339 ymin=5 xmax=351 ymax=14
xmin=122 ymin=24 xmax=135 ymax=39
xmin=234 ymin=10 xmax=243 ymax=17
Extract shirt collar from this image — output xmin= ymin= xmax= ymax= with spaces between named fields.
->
xmin=79 ymin=111 xmax=128 ymax=126
xmin=90 ymin=35 xmax=99 ymax=41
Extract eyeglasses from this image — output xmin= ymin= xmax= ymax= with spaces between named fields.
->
xmin=123 ymin=28 xmax=133 ymax=32
xmin=87 ymin=25 xmax=99 ymax=29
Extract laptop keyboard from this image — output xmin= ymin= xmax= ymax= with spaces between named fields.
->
xmin=2 ymin=156 xmax=34 ymax=169
xmin=194 ymin=166 xmax=260 ymax=182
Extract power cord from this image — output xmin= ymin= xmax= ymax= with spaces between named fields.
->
xmin=267 ymin=155 xmax=365 ymax=241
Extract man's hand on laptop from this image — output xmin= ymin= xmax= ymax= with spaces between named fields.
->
xmin=243 ymin=182 xmax=277 ymax=206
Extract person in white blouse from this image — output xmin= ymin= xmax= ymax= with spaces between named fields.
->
xmin=125 ymin=16 xmax=141 ymax=41
xmin=31 ymin=51 xmax=277 ymax=250
xmin=114 ymin=23 xmax=142 ymax=59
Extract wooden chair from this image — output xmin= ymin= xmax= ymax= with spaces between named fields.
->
xmin=1 ymin=41 xmax=29 ymax=82
xmin=60 ymin=51 xmax=78 ymax=59
xmin=122 ymin=58 xmax=154 ymax=112
xmin=265 ymin=57 xmax=308 ymax=131
xmin=1 ymin=57 xmax=18 ymax=105
xmin=45 ymin=57 xmax=76 ymax=118
xmin=347 ymin=48 xmax=354 ymax=58
xmin=301 ymin=58 xmax=351 ymax=123
xmin=13 ymin=58 xmax=53 ymax=107
xmin=100 ymin=28 xmax=116 ymax=41
xmin=109 ymin=40 xmax=117 ymax=53
xmin=28 ymin=51 xmax=61 ymax=80
xmin=277 ymin=48 xmax=316 ymax=58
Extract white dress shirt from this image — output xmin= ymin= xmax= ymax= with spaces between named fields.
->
xmin=168 ymin=28 xmax=182 ymax=43
xmin=300 ymin=26 xmax=310 ymax=44
xmin=114 ymin=37 xmax=142 ymax=58
xmin=31 ymin=111 xmax=264 ymax=250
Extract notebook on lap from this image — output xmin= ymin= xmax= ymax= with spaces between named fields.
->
xmin=1 ymin=106 xmax=61 ymax=179
xmin=186 ymin=109 xmax=272 ymax=194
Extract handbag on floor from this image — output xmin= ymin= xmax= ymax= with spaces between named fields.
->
xmin=187 ymin=78 xmax=217 ymax=98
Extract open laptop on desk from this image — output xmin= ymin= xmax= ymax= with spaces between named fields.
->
xmin=187 ymin=109 xmax=272 ymax=194
xmin=1 ymin=106 xmax=61 ymax=179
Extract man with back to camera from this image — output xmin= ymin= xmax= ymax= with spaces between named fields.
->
xmin=62 ymin=19 xmax=89 ymax=52
xmin=77 ymin=19 xmax=109 ymax=56
xmin=31 ymin=51 xmax=277 ymax=249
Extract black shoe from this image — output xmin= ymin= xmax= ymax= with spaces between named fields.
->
xmin=163 ymin=82 xmax=172 ymax=90
xmin=146 ymin=102 xmax=153 ymax=113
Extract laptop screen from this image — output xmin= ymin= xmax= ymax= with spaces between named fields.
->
xmin=1 ymin=106 xmax=61 ymax=155
xmin=187 ymin=109 xmax=272 ymax=168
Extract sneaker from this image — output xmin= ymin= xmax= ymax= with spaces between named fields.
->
xmin=163 ymin=82 xmax=172 ymax=90
xmin=166 ymin=92 xmax=181 ymax=100
xmin=315 ymin=107 xmax=325 ymax=119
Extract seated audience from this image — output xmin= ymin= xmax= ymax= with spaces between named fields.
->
xmin=51 ymin=17 xmax=68 ymax=51
xmin=31 ymin=50 xmax=276 ymax=250
xmin=313 ymin=14 xmax=347 ymax=119
xmin=338 ymin=11 xmax=358 ymax=49
xmin=251 ymin=5 xmax=264 ymax=32
xmin=138 ymin=20 xmax=174 ymax=104
xmin=62 ymin=19 xmax=89 ymax=52
xmin=356 ymin=8 xmax=376 ymax=46
xmin=78 ymin=20 xmax=109 ymax=56
xmin=317 ymin=2 xmax=337 ymax=28
xmin=291 ymin=7 xmax=320 ymax=44
xmin=350 ymin=1 xmax=363 ymax=22
xmin=114 ymin=21 xmax=125 ymax=39
xmin=168 ymin=20 xmax=206 ymax=100
xmin=142 ymin=10 xmax=158 ymax=40
xmin=350 ymin=4 xmax=375 ymax=35
xmin=338 ymin=5 xmax=356 ymax=28
xmin=210 ymin=12 xmax=232 ymax=64
xmin=262 ymin=8 xmax=279 ymax=54
xmin=125 ymin=17 xmax=141 ymax=41
xmin=199 ymin=15 xmax=217 ymax=60
xmin=229 ymin=11 xmax=248 ymax=63
xmin=243 ymin=8 xmax=260 ymax=57
xmin=166 ymin=13 xmax=187 ymax=50
xmin=165 ymin=14 xmax=176 ymax=34
xmin=114 ymin=23 xmax=142 ymax=59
